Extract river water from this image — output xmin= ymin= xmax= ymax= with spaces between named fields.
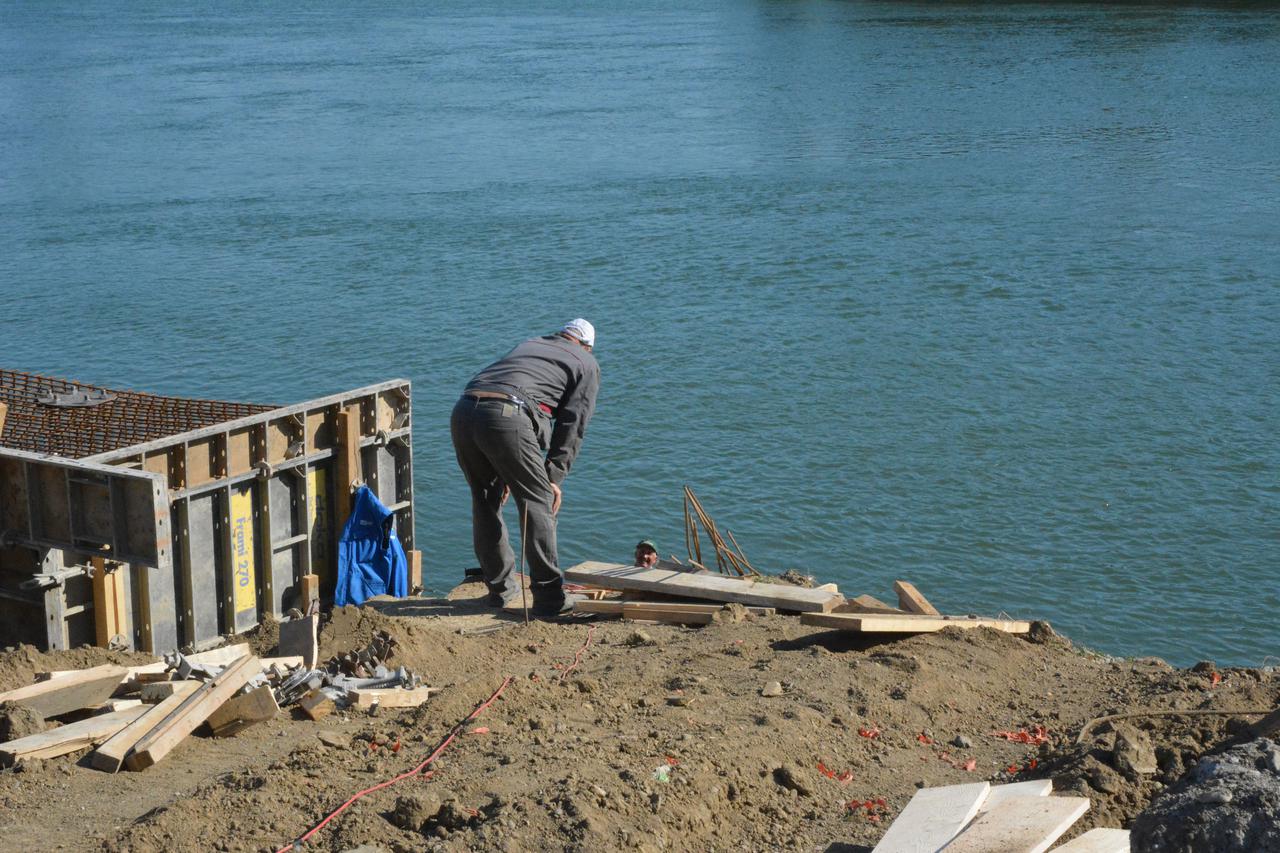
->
xmin=2 ymin=0 xmax=1277 ymax=666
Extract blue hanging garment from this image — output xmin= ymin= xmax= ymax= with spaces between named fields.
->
xmin=335 ymin=485 xmax=408 ymax=606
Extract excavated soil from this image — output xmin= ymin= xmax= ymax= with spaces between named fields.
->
xmin=0 ymin=583 xmax=1275 ymax=853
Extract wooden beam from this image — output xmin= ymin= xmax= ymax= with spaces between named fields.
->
xmin=941 ymin=795 xmax=1089 ymax=853
xmin=0 ymin=664 xmax=128 ymax=719
xmin=834 ymin=594 xmax=904 ymax=614
xmin=91 ymin=558 xmax=127 ymax=648
xmin=299 ymin=573 xmax=321 ymax=609
xmin=564 ymin=561 xmax=842 ymax=613
xmin=125 ymin=655 xmax=259 ymax=771
xmin=893 ymin=580 xmax=940 ymax=616
xmin=333 ymin=405 xmax=362 ymax=555
xmin=871 ymin=782 xmax=990 ymax=853
xmin=801 ymin=612 xmax=1031 ymax=634
xmin=1 ymin=705 xmax=149 ymax=767
xmin=623 ymin=607 xmax=714 ymax=626
xmin=90 ymin=681 xmax=200 ymax=773
xmin=409 ymin=549 xmax=423 ymax=591
xmin=574 ymin=600 xmax=774 ymax=617
xmin=298 ymin=689 xmax=334 ymax=720
xmin=204 ymin=684 xmax=279 ymax=737
xmin=348 ymin=686 xmax=434 ymax=709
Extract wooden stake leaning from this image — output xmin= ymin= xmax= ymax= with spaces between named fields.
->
xmin=682 ymin=486 xmax=761 ymax=578
xmin=519 ymin=502 xmax=530 ymax=627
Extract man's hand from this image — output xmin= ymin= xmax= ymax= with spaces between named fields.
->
xmin=550 ymin=482 xmax=562 ymax=516
xmin=500 ymin=484 xmax=510 ymax=506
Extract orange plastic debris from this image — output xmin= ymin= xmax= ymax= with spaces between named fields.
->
xmin=991 ymin=725 xmax=1049 ymax=745
xmin=858 ymin=727 xmax=880 ymax=739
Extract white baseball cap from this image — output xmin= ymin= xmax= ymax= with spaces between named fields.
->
xmin=562 ymin=318 xmax=595 ymax=347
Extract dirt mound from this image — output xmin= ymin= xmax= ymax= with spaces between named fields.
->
xmin=0 ymin=643 xmax=154 ymax=693
xmin=0 ymin=599 xmax=1274 ymax=852
xmin=1132 ymin=737 xmax=1280 ymax=852
xmin=0 ymin=701 xmax=45 ymax=741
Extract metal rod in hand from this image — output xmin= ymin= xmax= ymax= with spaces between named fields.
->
xmin=519 ymin=502 xmax=530 ymax=627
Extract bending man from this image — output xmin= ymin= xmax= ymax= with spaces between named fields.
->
xmin=450 ymin=319 xmax=600 ymax=619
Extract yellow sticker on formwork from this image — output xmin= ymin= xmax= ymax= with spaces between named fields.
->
xmin=308 ymin=467 xmax=330 ymax=577
xmin=229 ymin=486 xmax=257 ymax=616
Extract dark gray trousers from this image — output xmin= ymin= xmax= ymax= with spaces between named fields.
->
xmin=450 ymin=396 xmax=563 ymax=602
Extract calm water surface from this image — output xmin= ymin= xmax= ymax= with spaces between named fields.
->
xmin=2 ymin=0 xmax=1277 ymax=666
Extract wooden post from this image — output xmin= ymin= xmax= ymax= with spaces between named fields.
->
xmin=409 ymin=549 xmax=422 ymax=593
xmin=92 ymin=557 xmax=127 ymax=648
xmin=334 ymin=405 xmax=361 ymax=556
xmin=0 ymin=401 xmax=7 ymax=437
xmin=299 ymin=573 xmax=320 ymax=610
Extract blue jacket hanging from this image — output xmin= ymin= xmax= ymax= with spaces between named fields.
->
xmin=335 ymin=485 xmax=408 ymax=606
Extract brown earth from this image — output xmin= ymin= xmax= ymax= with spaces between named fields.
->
xmin=0 ymin=582 xmax=1275 ymax=853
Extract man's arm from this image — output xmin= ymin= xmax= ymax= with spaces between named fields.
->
xmin=545 ymin=364 xmax=599 ymax=486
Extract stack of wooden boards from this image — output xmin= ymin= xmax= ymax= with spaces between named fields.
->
xmin=565 ymin=563 xmax=1031 ymax=635
xmin=0 ymin=633 xmax=435 ymax=772
xmin=871 ymin=779 xmax=1129 ymax=852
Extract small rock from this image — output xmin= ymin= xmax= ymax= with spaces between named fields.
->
xmin=1195 ymin=788 xmax=1234 ymax=805
xmin=772 ymin=765 xmax=813 ymax=797
xmin=952 ymin=734 xmax=972 ymax=749
xmin=626 ymin=630 xmax=656 ymax=647
xmin=389 ymin=793 xmax=440 ymax=833
xmin=1191 ymin=660 xmax=1217 ymax=673
xmin=1112 ymin=724 xmax=1159 ymax=777
xmin=317 ymin=731 xmax=349 ymax=749
xmin=761 ymin=681 xmax=783 ymax=698
xmin=573 ymin=677 xmax=601 ymax=694
xmin=667 ymin=696 xmax=693 ymax=707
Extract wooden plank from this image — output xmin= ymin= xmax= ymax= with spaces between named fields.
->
xmin=894 ymin=580 xmax=941 ymax=616
xmin=872 ymin=781 xmax=991 ymax=853
xmin=0 ymin=705 xmax=149 ymax=766
xmin=205 ymin=684 xmax=279 ymax=737
xmin=278 ymin=613 xmax=318 ymax=669
xmin=574 ymin=600 xmax=773 ymax=617
xmin=1049 ymin=827 xmax=1130 ymax=852
xmin=348 ymin=687 xmax=435 ymax=709
xmin=563 ymin=561 xmax=842 ymax=613
xmin=942 ymin=795 xmax=1089 ymax=853
xmin=298 ymin=689 xmax=334 ymax=720
xmin=90 ymin=681 xmax=201 ymax=773
xmin=0 ymin=664 xmax=129 ymax=719
xmin=125 ymin=655 xmax=259 ymax=770
xmin=91 ymin=557 xmax=127 ymax=647
xmin=980 ymin=780 xmax=1054 ymax=814
xmin=409 ymin=549 xmax=423 ymax=591
xmin=300 ymin=572 xmax=320 ymax=609
xmin=0 ymin=401 xmax=7 ymax=436
xmin=623 ymin=607 xmax=714 ymax=625
xmin=834 ymin=594 xmax=905 ymax=614
xmin=185 ymin=643 xmax=251 ymax=668
xmin=801 ymin=613 xmax=1032 ymax=634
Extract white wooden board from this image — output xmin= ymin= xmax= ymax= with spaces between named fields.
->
xmin=942 ymin=795 xmax=1089 ymax=853
xmin=979 ymin=779 xmax=1054 ymax=814
xmin=872 ymin=782 xmax=991 ymax=853
xmin=1050 ymin=827 xmax=1130 ymax=853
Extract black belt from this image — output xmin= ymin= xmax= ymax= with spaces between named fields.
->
xmin=465 ymin=391 xmax=554 ymax=416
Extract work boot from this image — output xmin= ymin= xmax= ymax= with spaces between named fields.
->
xmin=486 ymin=583 xmax=521 ymax=608
xmin=531 ymin=592 xmax=585 ymax=621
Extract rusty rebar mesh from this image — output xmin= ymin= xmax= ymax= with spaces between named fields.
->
xmin=0 ymin=369 xmax=276 ymax=459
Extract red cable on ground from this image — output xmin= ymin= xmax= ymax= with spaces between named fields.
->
xmin=275 ymin=675 xmax=514 ymax=853
xmin=556 ymin=624 xmax=597 ymax=683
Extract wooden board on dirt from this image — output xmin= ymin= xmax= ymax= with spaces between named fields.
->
xmin=574 ymin=600 xmax=773 ymax=617
xmin=564 ymin=562 xmax=841 ymax=613
xmin=348 ymin=686 xmax=435 ymax=709
xmin=872 ymin=781 xmax=990 ymax=853
xmin=204 ymin=685 xmax=279 ymax=737
xmin=801 ymin=613 xmax=1031 ymax=634
xmin=0 ymin=665 xmax=129 ymax=719
xmin=90 ymin=681 xmax=201 ymax=773
xmin=1 ymin=705 xmax=149 ymax=766
xmin=942 ymin=794 xmax=1089 ymax=853
xmin=125 ymin=655 xmax=259 ymax=771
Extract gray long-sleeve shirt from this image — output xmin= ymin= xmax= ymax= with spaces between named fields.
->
xmin=464 ymin=333 xmax=600 ymax=485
